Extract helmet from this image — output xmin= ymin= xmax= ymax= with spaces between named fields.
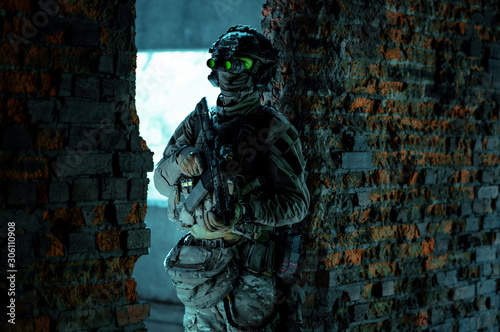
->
xmin=207 ymin=25 xmax=279 ymax=90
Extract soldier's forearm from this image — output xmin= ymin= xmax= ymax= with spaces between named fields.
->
xmin=249 ymin=188 xmax=310 ymax=228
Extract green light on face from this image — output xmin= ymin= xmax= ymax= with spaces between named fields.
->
xmin=224 ymin=61 xmax=232 ymax=70
xmin=235 ymin=57 xmax=253 ymax=70
xmin=207 ymin=59 xmax=215 ymax=68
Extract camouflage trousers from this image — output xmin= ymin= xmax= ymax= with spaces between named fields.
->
xmin=183 ymin=269 xmax=279 ymax=331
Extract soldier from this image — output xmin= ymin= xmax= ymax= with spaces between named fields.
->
xmin=154 ymin=25 xmax=310 ymax=331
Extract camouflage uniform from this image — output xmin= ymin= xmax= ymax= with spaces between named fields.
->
xmin=155 ymin=102 xmax=309 ymax=331
xmin=154 ymin=24 xmax=309 ymax=332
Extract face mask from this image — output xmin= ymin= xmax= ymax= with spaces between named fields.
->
xmin=218 ymin=71 xmax=254 ymax=94
xmin=216 ymin=72 xmax=260 ymax=118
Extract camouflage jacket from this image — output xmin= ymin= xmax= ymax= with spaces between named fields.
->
xmin=154 ymin=103 xmax=310 ymax=237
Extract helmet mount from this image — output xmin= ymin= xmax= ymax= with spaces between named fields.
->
xmin=207 ymin=25 xmax=279 ymax=90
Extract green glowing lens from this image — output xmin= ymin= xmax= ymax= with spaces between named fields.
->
xmin=207 ymin=59 xmax=215 ymax=68
xmin=235 ymin=57 xmax=253 ymax=70
xmin=224 ymin=61 xmax=232 ymax=70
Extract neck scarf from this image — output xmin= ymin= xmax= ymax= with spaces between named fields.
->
xmin=216 ymin=71 xmax=261 ymax=119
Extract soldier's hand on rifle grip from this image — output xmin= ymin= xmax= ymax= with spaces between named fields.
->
xmin=205 ymin=211 xmax=226 ymax=232
xmin=177 ymin=151 xmax=204 ymax=177
xmin=204 ymin=204 xmax=245 ymax=232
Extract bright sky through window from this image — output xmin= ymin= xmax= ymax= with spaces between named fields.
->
xmin=136 ymin=51 xmax=220 ymax=205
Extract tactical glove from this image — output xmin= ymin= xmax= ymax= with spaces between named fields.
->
xmin=205 ymin=203 xmax=245 ymax=232
xmin=177 ymin=150 xmax=203 ymax=177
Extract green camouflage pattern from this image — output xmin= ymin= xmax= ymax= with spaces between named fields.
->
xmin=154 ymin=103 xmax=310 ymax=331
xmin=165 ymin=236 xmax=239 ymax=309
xmin=183 ymin=269 xmax=279 ymax=332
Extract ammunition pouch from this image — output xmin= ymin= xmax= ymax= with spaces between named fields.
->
xmin=241 ymin=240 xmax=275 ymax=276
xmin=164 ymin=234 xmax=239 ymax=309
xmin=237 ymin=228 xmax=302 ymax=279
xmin=274 ymin=230 xmax=302 ymax=280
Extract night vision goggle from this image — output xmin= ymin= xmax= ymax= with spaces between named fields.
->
xmin=206 ymin=57 xmax=253 ymax=74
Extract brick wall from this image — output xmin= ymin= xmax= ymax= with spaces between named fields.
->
xmin=1 ymin=1 xmax=153 ymax=331
xmin=263 ymin=0 xmax=499 ymax=330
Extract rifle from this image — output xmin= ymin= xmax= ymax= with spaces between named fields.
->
xmin=181 ymin=97 xmax=235 ymax=226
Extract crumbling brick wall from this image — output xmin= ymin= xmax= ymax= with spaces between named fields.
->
xmin=263 ymin=0 xmax=499 ymax=330
xmin=1 ymin=1 xmax=153 ymax=331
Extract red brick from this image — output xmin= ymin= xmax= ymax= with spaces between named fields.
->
xmin=39 ymin=72 xmax=58 ymax=96
xmin=52 ymin=48 xmax=101 ymax=73
xmin=115 ymin=303 xmax=150 ymax=326
xmin=455 ymin=138 xmax=474 ymax=151
xmin=46 ymin=31 xmax=65 ymax=44
xmin=124 ymin=279 xmax=138 ymax=302
xmin=349 ymin=97 xmax=377 ymax=114
xmin=45 ymin=207 xmax=86 ymax=227
xmin=382 ymin=28 xmax=407 ymax=44
xmin=45 ymin=233 xmax=65 ymax=257
xmin=14 ymin=315 xmax=51 ymax=332
xmin=421 ymin=238 xmax=435 ymax=256
xmin=24 ymin=46 xmax=51 ymax=68
xmin=399 ymin=224 xmax=420 ymax=239
xmin=425 ymin=204 xmax=447 ymax=217
xmin=344 ymin=249 xmax=364 ymax=265
xmin=351 ymin=208 xmax=371 ymax=224
xmin=385 ymin=11 xmax=417 ymax=29
xmin=0 ymin=70 xmax=37 ymax=94
xmin=0 ymin=42 xmax=22 ymax=66
xmin=371 ymin=300 xmax=394 ymax=318
xmin=424 ymin=254 xmax=448 ymax=270
xmin=424 ymin=152 xmax=452 ymax=166
xmin=124 ymin=202 xmax=147 ymax=224
xmin=96 ymin=230 xmax=122 ymax=251
xmin=420 ymin=35 xmax=434 ymax=49
xmin=368 ymin=261 xmax=399 ymax=278
xmin=37 ymin=181 xmax=49 ymax=204
xmin=324 ymin=252 xmax=343 ymax=270
xmin=370 ymin=225 xmax=398 ymax=242
xmin=92 ymin=281 xmax=123 ymax=304
xmin=411 ymin=311 xmax=429 ymax=327
xmin=378 ymin=45 xmax=403 ymax=61
xmin=0 ymin=156 xmax=50 ymax=180
xmin=479 ymin=153 xmax=500 ymax=166
xmin=474 ymin=25 xmax=495 ymax=42
xmin=107 ymin=256 xmax=140 ymax=276
xmin=363 ymin=283 xmax=374 ymax=299
xmin=58 ymin=1 xmax=115 ymax=21
xmin=398 ymin=242 xmax=421 ymax=258
xmin=368 ymin=63 xmax=388 ymax=78
xmin=345 ymin=78 xmax=378 ymax=94
xmin=93 ymin=205 xmax=106 ymax=225
xmin=297 ymin=42 xmax=328 ymax=55
xmin=406 ymin=47 xmax=437 ymax=66
xmin=370 ymin=170 xmax=391 ymax=185
xmin=1 ymin=98 xmax=28 ymax=124
xmin=337 ymin=229 xmax=367 ymax=248
xmin=452 ymin=153 xmax=473 ymax=166
xmin=1 ymin=0 xmax=34 ymax=12
xmin=34 ymin=129 xmax=65 ymax=150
